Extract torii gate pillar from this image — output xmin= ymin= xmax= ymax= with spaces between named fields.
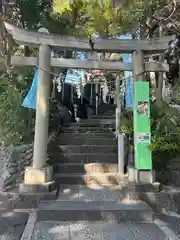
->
xmin=128 ymin=50 xmax=155 ymax=184
xmin=20 ymin=45 xmax=54 ymax=193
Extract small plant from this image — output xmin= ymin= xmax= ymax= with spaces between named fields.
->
xmin=118 ymin=109 xmax=133 ymax=136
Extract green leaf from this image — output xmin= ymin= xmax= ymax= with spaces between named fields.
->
xmin=53 ymin=0 xmax=72 ymax=14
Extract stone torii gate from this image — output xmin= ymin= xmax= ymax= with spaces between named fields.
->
xmin=4 ymin=22 xmax=173 ymax=193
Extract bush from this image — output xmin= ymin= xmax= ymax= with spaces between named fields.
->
xmin=0 ymin=68 xmax=35 ymax=146
xmin=119 ymin=102 xmax=180 ymax=170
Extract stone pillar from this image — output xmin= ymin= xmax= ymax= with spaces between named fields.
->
xmin=20 ymin=44 xmax=54 ymax=193
xmin=133 ymin=50 xmax=144 ymax=82
xmin=115 ymin=74 xmax=120 ymax=136
xmin=90 ymin=82 xmax=93 ymax=105
xmin=95 ymin=83 xmax=99 ymax=114
xmin=80 ymin=77 xmax=83 ymax=104
xmin=128 ymin=50 xmax=155 ymax=184
xmin=155 ymin=25 xmax=164 ymax=106
xmin=116 ymin=74 xmax=125 ymax=174
xmin=33 ymin=44 xmax=51 ymax=169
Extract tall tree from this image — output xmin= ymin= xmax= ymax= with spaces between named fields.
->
xmin=52 ymin=0 xmax=145 ymax=36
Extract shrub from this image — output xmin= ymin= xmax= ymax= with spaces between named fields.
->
xmin=0 ymin=68 xmax=35 ymax=146
xmin=119 ymin=102 xmax=180 ymax=170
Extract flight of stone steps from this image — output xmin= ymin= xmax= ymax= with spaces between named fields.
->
xmin=24 ymin=181 xmax=170 ymax=240
xmin=19 ymin=106 xmax=175 ymax=239
xmin=28 ymin=185 xmax=161 ymax=240
xmin=48 ymin=108 xmax=127 ymax=188
xmin=24 ymin=184 xmax=169 ymax=239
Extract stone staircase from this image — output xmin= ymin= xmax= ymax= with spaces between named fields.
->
xmin=20 ymin=107 xmax=175 ymax=239
xmin=28 ymin=186 xmax=160 ymax=240
xmin=48 ymin=108 xmax=125 ymax=187
xmin=22 ymin=185 xmax=170 ymax=239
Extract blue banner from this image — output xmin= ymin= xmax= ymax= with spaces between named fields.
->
xmin=22 ymin=69 xmax=38 ymax=110
xmin=22 ymin=52 xmax=88 ymax=110
xmin=64 ymin=51 xmax=88 ymax=84
xmin=65 ymin=69 xmax=84 ymax=84
xmin=120 ymin=35 xmax=133 ymax=108
xmin=75 ymin=52 xmax=88 ymax=60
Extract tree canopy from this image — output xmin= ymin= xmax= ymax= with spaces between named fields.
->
xmin=0 ymin=0 xmax=174 ymax=147
xmin=52 ymin=0 xmax=144 ymax=36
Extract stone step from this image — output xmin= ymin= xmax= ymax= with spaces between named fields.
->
xmin=10 ymin=192 xmax=57 ymax=209
xmin=90 ymin=113 xmax=115 ymax=117
xmin=57 ymin=184 xmax=127 ymax=201
xmin=58 ymin=132 xmax=115 ymax=138
xmin=71 ymin=122 xmax=101 ymax=127
xmin=85 ymin=118 xmax=115 ymax=124
xmin=55 ymin=173 xmax=126 ymax=186
xmin=53 ymin=163 xmax=118 ymax=174
xmin=71 ymin=121 xmax=115 ymax=127
xmin=63 ymin=127 xmax=114 ymax=133
xmin=36 ymin=200 xmax=153 ymax=222
xmin=55 ymin=134 xmax=116 ymax=145
xmin=50 ymin=152 xmax=117 ymax=163
xmin=31 ymin=221 xmax=167 ymax=240
xmin=90 ymin=114 xmax=115 ymax=119
xmin=53 ymin=137 xmax=116 ymax=145
xmin=58 ymin=183 xmax=160 ymax=201
xmin=54 ymin=145 xmax=117 ymax=154
xmin=94 ymin=110 xmax=115 ymax=115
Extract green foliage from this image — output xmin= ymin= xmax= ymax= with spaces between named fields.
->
xmin=150 ymin=103 xmax=180 ymax=167
xmin=7 ymin=0 xmax=168 ymax=37
xmin=0 ymin=68 xmax=35 ymax=146
xmin=53 ymin=0 xmax=72 ymax=14
xmin=119 ymin=102 xmax=180 ymax=169
xmin=7 ymin=0 xmax=168 ymax=36
xmin=8 ymin=0 xmax=51 ymax=29
xmin=150 ymin=102 xmax=180 ymax=134
xmin=150 ymin=135 xmax=180 ymax=153
xmin=52 ymin=0 xmax=149 ymax=36
xmin=119 ymin=109 xmax=133 ymax=135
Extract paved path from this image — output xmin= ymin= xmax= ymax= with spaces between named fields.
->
xmin=31 ymin=221 xmax=170 ymax=240
xmin=0 ymin=210 xmax=28 ymax=240
xmin=0 ymin=192 xmax=28 ymax=240
xmin=29 ymin=185 xmax=180 ymax=239
xmin=1 ymin=186 xmax=179 ymax=239
xmin=57 ymin=184 xmax=124 ymax=201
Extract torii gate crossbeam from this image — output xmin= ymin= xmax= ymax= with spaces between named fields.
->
xmin=5 ymin=22 xmax=175 ymax=53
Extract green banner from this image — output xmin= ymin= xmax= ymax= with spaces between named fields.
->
xmin=133 ymin=81 xmax=152 ymax=170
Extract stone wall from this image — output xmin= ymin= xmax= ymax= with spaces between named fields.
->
xmin=0 ymin=104 xmax=72 ymax=192
xmin=167 ymin=156 xmax=180 ymax=186
xmin=0 ymin=132 xmax=59 ymax=192
xmin=155 ymin=155 xmax=180 ymax=186
xmin=0 ymin=146 xmax=14 ymax=190
xmin=0 ymin=144 xmax=33 ymax=191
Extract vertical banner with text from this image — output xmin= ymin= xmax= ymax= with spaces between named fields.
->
xmin=134 ymin=81 xmax=152 ymax=170
xmin=65 ymin=51 xmax=88 ymax=85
